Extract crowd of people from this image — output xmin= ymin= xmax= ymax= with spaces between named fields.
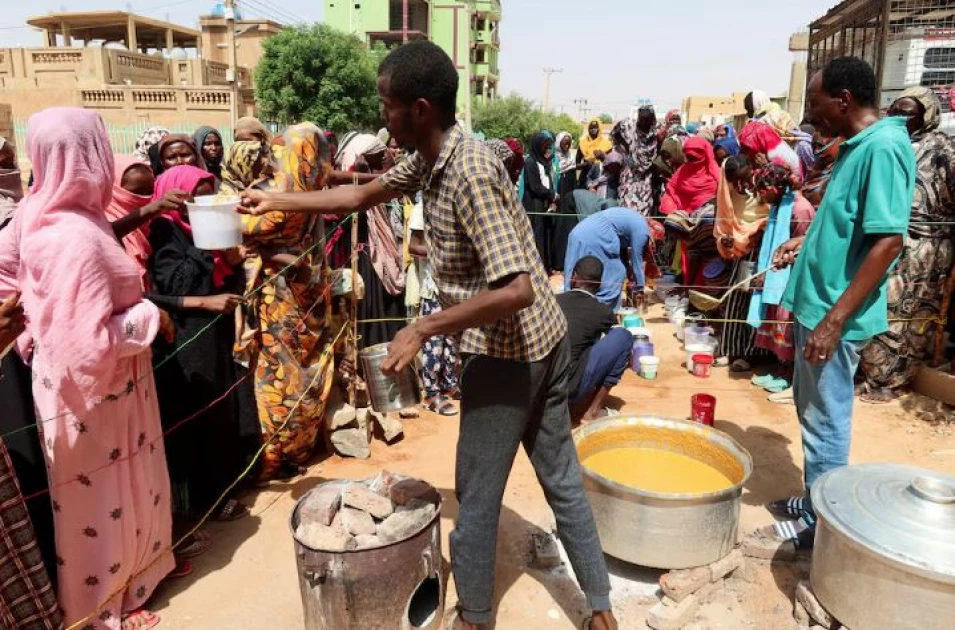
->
xmin=0 ymin=36 xmax=951 ymax=630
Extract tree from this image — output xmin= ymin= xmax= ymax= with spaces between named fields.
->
xmin=472 ymin=94 xmax=582 ymax=146
xmin=255 ymin=24 xmax=384 ymax=132
xmin=599 ymin=113 xmax=613 ymax=124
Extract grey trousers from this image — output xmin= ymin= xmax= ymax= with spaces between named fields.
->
xmin=452 ymin=339 xmax=612 ymax=624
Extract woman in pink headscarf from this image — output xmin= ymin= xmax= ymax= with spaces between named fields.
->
xmin=105 ymin=156 xmax=190 ymax=292
xmin=1 ymin=108 xmax=175 ymax=629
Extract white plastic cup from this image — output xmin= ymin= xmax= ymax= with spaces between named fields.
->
xmin=639 ymin=355 xmax=660 ymax=379
xmin=184 ymin=195 xmax=243 ymax=250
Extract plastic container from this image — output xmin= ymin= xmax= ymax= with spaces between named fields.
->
xmin=685 ymin=341 xmax=717 ymax=372
xmin=638 ymin=355 xmax=660 ymax=379
xmin=631 ymin=337 xmax=655 ymax=372
xmin=185 ymin=195 xmax=243 ymax=250
xmin=691 ymin=394 xmax=717 ymax=426
xmin=684 ymin=326 xmax=713 ymax=348
xmin=626 ymin=326 xmax=652 ymax=339
xmin=691 ymin=354 xmax=714 ymax=378
xmin=622 ymin=315 xmax=644 ymax=329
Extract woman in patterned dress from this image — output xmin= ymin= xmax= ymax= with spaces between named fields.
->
xmin=614 ymin=107 xmax=659 ymax=215
xmin=242 ymin=123 xmax=336 ymax=480
xmin=859 ymin=87 xmax=955 ymax=402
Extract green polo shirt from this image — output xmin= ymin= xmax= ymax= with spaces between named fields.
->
xmin=781 ymin=116 xmax=915 ymax=341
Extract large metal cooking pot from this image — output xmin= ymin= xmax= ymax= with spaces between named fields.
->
xmin=573 ymin=415 xmax=752 ymax=569
xmin=810 ymin=464 xmax=955 ymax=630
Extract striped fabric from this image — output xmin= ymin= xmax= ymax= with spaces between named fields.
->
xmin=0 ymin=441 xmax=62 ymax=630
xmin=380 ymin=125 xmax=566 ymax=362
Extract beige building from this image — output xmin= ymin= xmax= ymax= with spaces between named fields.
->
xmin=681 ymin=93 xmax=748 ymax=126
xmin=199 ymin=15 xmax=283 ymax=72
xmin=0 ymin=11 xmax=264 ymax=134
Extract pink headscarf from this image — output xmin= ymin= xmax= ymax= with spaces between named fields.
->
xmin=660 ymin=137 xmax=721 ymax=214
xmin=106 ymin=155 xmax=153 ymax=290
xmin=14 ymin=107 xmax=152 ymax=412
xmin=152 ymin=165 xmax=234 ymax=288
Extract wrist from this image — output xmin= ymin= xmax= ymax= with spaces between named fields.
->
xmin=413 ymin=317 xmax=435 ymax=341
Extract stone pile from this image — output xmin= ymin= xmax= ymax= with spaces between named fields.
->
xmin=295 ymin=471 xmax=439 ymax=552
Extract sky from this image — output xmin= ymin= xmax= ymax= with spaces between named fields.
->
xmin=0 ymin=0 xmax=839 ymax=118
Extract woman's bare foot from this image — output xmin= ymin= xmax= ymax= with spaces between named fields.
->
xmin=589 ymin=610 xmax=618 ymax=630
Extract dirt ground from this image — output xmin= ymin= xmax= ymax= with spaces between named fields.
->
xmin=151 ymin=304 xmax=955 ymax=630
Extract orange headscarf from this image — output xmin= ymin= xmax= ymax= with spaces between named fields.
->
xmin=714 ymin=161 xmax=770 ymax=259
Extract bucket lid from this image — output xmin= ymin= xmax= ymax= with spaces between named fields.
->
xmin=812 ymin=464 xmax=955 ymax=580
xmin=691 ymin=354 xmax=713 ymax=365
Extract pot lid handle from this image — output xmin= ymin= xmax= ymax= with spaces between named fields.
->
xmin=911 ymin=476 xmax=955 ymax=505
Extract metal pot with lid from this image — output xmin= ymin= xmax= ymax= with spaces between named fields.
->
xmin=810 ymin=463 xmax=955 ymax=630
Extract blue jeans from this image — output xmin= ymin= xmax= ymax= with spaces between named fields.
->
xmin=571 ymin=327 xmax=633 ymax=406
xmin=793 ymin=323 xmax=867 ymax=516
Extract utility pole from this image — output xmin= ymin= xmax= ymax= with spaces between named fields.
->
xmin=542 ymin=67 xmax=563 ymax=112
xmin=225 ymin=0 xmax=238 ymax=130
xmin=573 ymin=97 xmax=589 ymax=121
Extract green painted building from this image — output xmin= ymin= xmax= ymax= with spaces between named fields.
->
xmin=322 ymin=0 xmax=501 ymax=115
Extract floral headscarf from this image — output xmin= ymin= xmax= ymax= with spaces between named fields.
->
xmin=899 ymin=86 xmax=942 ymax=140
xmin=221 ymin=140 xmax=272 ymax=194
xmin=132 ymin=126 xmax=169 ymax=164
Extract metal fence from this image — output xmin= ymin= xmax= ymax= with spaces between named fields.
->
xmin=11 ymin=120 xmax=236 ymax=155
xmin=808 ymin=0 xmax=955 ymax=111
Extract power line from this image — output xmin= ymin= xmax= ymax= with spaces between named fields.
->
xmin=240 ymin=0 xmax=304 ymax=25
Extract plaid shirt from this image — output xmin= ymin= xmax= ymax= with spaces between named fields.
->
xmin=380 ymin=125 xmax=566 ymax=361
xmin=0 ymin=443 xmax=63 ymax=630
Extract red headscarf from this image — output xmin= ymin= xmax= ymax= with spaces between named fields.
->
xmin=660 ymin=137 xmax=720 ymax=214
xmin=504 ymin=138 xmax=525 ymax=184
xmin=739 ymin=122 xmax=783 ymax=158
xmin=152 ymin=165 xmax=234 ymax=288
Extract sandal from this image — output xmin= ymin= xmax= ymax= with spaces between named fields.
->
xmin=764 ymin=377 xmax=791 ymax=394
xmin=860 ymin=387 xmax=898 ymax=405
xmin=212 ymin=499 xmax=249 ymax=522
xmin=166 ymin=558 xmax=193 ymax=579
xmin=753 ymin=515 xmax=816 ymax=550
xmin=766 ymin=496 xmax=808 ymax=519
xmin=175 ymin=533 xmax=211 ymax=558
xmin=443 ymin=386 xmax=462 ymax=401
xmin=426 ymin=395 xmax=458 ymax=417
xmin=122 ymin=609 xmax=160 ymax=630
xmin=730 ymin=359 xmax=752 ymax=373
xmin=714 ymin=356 xmax=730 ymax=368
xmin=751 ymin=374 xmax=776 ymax=387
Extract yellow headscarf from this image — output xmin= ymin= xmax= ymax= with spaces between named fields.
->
xmin=220 ymin=140 xmax=271 ymax=195
xmin=578 ymin=118 xmax=612 ymax=161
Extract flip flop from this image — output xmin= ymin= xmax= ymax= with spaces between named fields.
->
xmin=122 ymin=610 xmax=160 ymax=630
xmin=764 ymin=377 xmax=791 ymax=393
xmin=730 ymin=359 xmax=752 ymax=373
xmin=766 ymin=496 xmax=807 ymax=518
xmin=166 ymin=558 xmax=193 ymax=579
xmin=175 ymin=533 xmax=211 ymax=559
xmin=212 ymin=499 xmax=249 ymax=522
xmin=860 ymin=387 xmax=898 ymax=405
xmin=426 ymin=396 xmax=458 ymax=417
xmin=751 ymin=374 xmax=776 ymax=387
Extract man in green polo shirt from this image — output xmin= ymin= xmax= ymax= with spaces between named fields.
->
xmin=759 ymin=57 xmax=916 ymax=547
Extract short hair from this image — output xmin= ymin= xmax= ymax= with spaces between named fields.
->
xmin=821 ymin=57 xmax=877 ymax=108
xmin=724 ymin=155 xmax=751 ymax=180
xmin=379 ymin=41 xmax=459 ymax=129
xmin=573 ymin=256 xmax=604 ymax=285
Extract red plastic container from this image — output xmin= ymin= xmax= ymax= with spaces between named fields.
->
xmin=691 ymin=354 xmax=714 ymax=378
xmin=691 ymin=394 xmax=717 ymax=426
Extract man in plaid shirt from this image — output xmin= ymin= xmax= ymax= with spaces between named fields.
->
xmin=240 ymin=42 xmax=616 ymax=630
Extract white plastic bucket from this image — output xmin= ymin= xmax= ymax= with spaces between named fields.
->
xmin=184 ymin=195 xmax=243 ymax=250
xmin=638 ymin=355 xmax=660 ymax=379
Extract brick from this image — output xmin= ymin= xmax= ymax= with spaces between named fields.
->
xmin=368 ymin=470 xmax=398 ymax=497
xmin=647 ymin=582 xmax=720 ymax=630
xmin=388 ymin=478 xmax=439 ymax=507
xmin=530 ymin=531 xmax=562 ymax=570
xmin=795 ymin=580 xmax=837 ymax=629
xmin=377 ymin=501 xmax=435 ymax=543
xmin=741 ymin=534 xmax=796 ymax=561
xmin=329 ymin=427 xmax=371 ymax=459
xmin=659 ymin=566 xmax=710 ymax=603
xmin=794 ymin=599 xmax=811 ymax=625
xmin=340 ymin=507 xmax=377 ymax=536
xmin=371 ymin=410 xmax=404 ymax=443
xmin=295 ymin=522 xmax=349 ymax=552
xmin=328 ymin=401 xmax=357 ymax=430
xmin=343 ymin=483 xmax=394 ymax=519
xmin=297 ymin=485 xmax=341 ymax=527
xmin=354 ymin=534 xmax=383 ymax=550
xmin=708 ymin=549 xmax=744 ymax=582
